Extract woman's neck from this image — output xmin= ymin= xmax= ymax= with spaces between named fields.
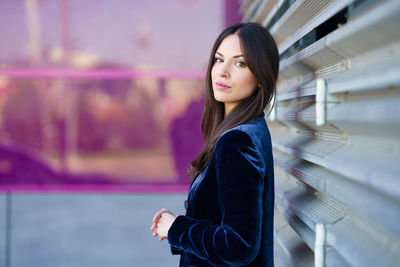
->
xmin=224 ymin=102 xmax=238 ymax=117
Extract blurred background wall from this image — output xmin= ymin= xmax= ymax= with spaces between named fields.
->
xmin=0 ymin=0 xmax=241 ymax=190
xmin=0 ymin=1 xmax=241 ymax=266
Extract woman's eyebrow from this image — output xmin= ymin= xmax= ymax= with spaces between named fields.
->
xmin=215 ymin=51 xmax=244 ymax=58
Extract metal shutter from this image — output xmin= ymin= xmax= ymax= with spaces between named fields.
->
xmin=240 ymin=0 xmax=400 ymax=266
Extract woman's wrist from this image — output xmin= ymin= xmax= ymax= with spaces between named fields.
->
xmin=167 ymin=215 xmax=181 ymax=239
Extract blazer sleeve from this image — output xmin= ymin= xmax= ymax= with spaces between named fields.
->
xmin=167 ymin=129 xmax=266 ymax=266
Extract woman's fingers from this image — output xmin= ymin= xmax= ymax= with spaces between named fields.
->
xmin=152 ymin=208 xmax=169 ymax=223
xmin=151 ymin=209 xmax=168 ymax=233
xmin=151 ymin=208 xmax=174 ymax=239
xmin=152 ymin=211 xmax=161 ymax=223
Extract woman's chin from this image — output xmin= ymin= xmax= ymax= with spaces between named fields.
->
xmin=213 ymin=93 xmax=229 ymax=103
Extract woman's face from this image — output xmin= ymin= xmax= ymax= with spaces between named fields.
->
xmin=211 ymin=34 xmax=258 ymax=115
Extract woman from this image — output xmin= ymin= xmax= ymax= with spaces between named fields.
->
xmin=150 ymin=22 xmax=279 ymax=266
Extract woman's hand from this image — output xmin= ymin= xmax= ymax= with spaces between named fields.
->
xmin=150 ymin=208 xmax=177 ymax=241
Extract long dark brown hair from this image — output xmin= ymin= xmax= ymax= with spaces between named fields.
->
xmin=188 ymin=22 xmax=280 ymax=178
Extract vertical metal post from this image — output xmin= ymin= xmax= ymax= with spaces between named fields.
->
xmin=316 ymin=78 xmax=327 ymax=126
xmin=315 ymin=223 xmax=326 ymax=267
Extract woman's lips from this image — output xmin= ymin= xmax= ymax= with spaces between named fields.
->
xmin=215 ymin=81 xmax=231 ymax=90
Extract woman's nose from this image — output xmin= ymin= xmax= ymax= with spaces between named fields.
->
xmin=218 ymin=65 xmax=230 ymax=78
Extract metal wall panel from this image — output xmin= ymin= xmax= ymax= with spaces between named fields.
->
xmin=240 ymin=0 xmax=400 ymax=266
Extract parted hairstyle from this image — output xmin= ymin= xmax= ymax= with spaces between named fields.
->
xmin=188 ymin=22 xmax=280 ymax=178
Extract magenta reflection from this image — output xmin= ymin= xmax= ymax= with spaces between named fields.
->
xmin=0 ymin=71 xmax=204 ymax=191
xmin=0 ymin=0 xmax=242 ymax=191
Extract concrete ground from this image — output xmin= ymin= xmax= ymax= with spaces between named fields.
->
xmin=0 ymin=193 xmax=187 ymax=267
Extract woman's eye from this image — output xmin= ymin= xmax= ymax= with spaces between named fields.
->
xmin=215 ymin=57 xmax=223 ymax=63
xmin=236 ymin=61 xmax=246 ymax=68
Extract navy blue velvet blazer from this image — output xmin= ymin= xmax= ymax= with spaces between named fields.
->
xmin=168 ymin=112 xmax=275 ymax=267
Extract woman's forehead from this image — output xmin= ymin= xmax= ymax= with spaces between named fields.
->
xmin=216 ymin=34 xmax=243 ymax=57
